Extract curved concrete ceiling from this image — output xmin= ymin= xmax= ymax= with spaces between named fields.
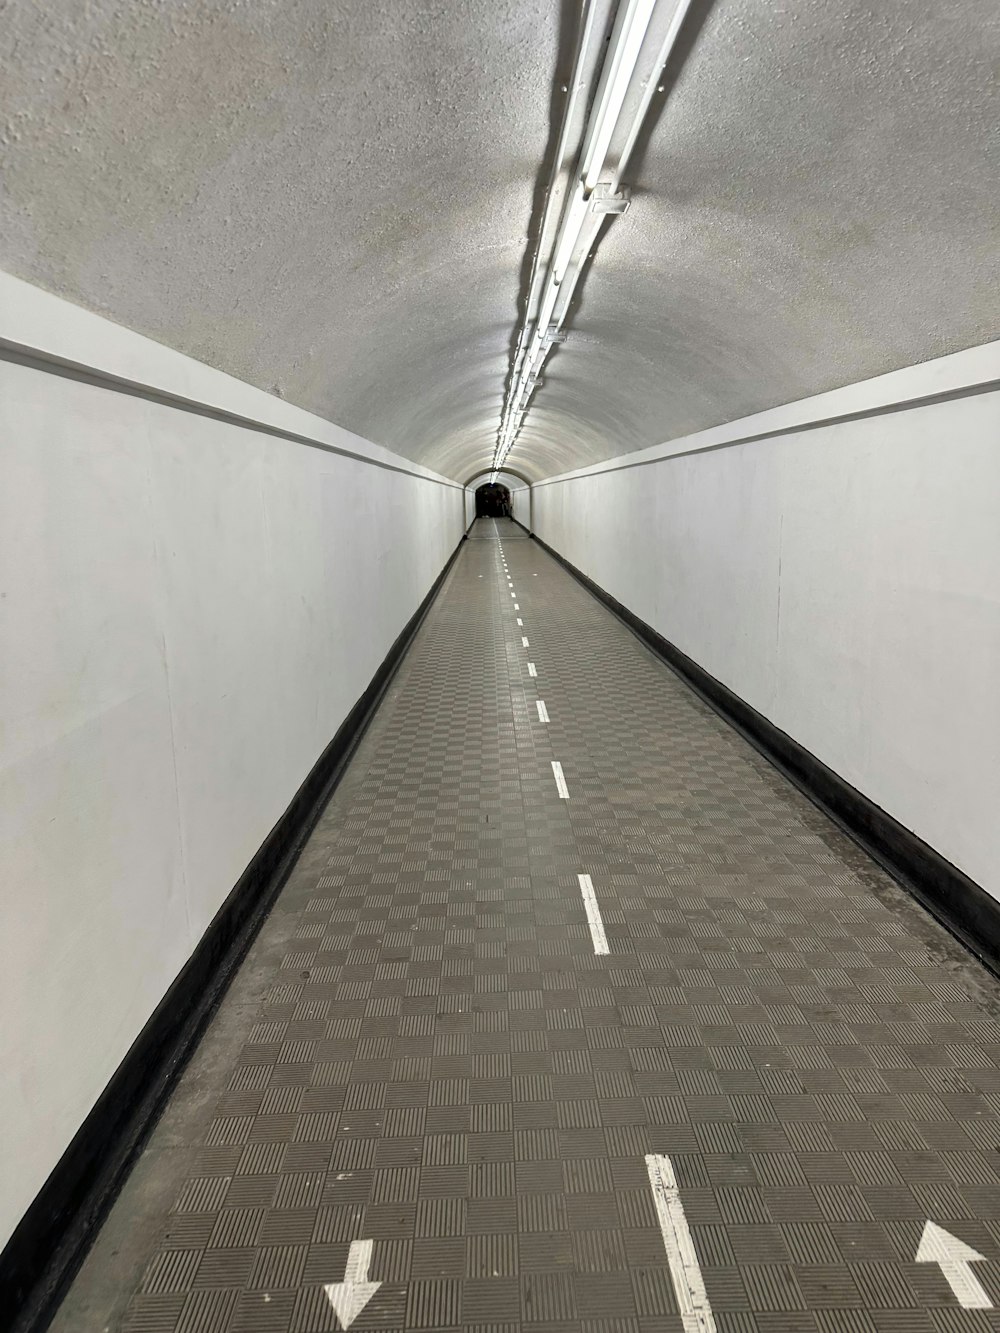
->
xmin=466 ymin=469 xmax=530 ymax=491
xmin=2 ymin=0 xmax=997 ymax=483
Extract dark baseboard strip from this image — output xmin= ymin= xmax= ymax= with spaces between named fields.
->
xmin=530 ymin=531 xmax=1000 ymax=978
xmin=2 ymin=536 xmax=467 ymax=1333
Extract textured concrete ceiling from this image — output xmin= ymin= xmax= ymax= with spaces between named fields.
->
xmin=2 ymin=0 xmax=997 ymax=482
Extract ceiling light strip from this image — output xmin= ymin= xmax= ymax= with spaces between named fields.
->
xmin=491 ymin=0 xmax=601 ymax=479
xmin=492 ymin=0 xmax=690 ymax=477
xmin=612 ymin=0 xmax=695 ymax=187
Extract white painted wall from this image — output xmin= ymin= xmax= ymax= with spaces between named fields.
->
xmin=0 ymin=275 xmax=464 ymax=1251
xmin=533 ymin=345 xmax=1000 ymax=899
xmin=508 ymin=482 xmax=531 ymax=529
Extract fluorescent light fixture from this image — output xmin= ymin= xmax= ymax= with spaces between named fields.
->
xmin=580 ymin=0 xmax=658 ymax=190
xmin=552 ymin=185 xmax=590 ymax=282
xmin=613 ymin=0 xmax=695 ymax=186
xmin=493 ymin=0 xmax=690 ymax=477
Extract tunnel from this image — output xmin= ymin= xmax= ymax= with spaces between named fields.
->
xmin=2 ymin=2 xmax=999 ymax=1330
xmin=475 ymin=483 xmax=513 ymax=518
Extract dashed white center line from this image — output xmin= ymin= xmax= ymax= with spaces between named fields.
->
xmin=527 ymin=662 xmax=537 ymax=676
xmin=577 ymin=874 xmax=608 ymax=954
xmin=551 ymin=761 xmax=569 ymax=798
xmin=522 ymin=636 xmax=529 ymax=648
xmin=514 ymin=603 xmax=520 ymax=610
xmin=645 ymin=1154 xmax=716 ymax=1332
xmin=517 ymin=618 xmax=523 ymax=626
xmin=536 ymin=699 xmax=549 ymax=722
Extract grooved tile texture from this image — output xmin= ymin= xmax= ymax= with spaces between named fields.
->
xmin=68 ymin=520 xmax=1000 ymax=1331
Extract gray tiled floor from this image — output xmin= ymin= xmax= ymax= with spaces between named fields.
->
xmin=53 ymin=518 xmax=1000 ymax=1332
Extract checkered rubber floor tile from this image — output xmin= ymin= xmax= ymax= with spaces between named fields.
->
xmin=54 ymin=519 xmax=1000 ymax=1332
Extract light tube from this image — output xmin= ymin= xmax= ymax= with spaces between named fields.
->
xmin=581 ymin=0 xmax=657 ymax=189
xmin=612 ymin=0 xmax=694 ymax=185
xmin=552 ymin=185 xmax=590 ymax=282
xmin=494 ymin=0 xmax=690 ymax=476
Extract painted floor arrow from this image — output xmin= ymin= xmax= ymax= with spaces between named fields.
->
xmin=916 ymin=1220 xmax=993 ymax=1309
xmin=324 ymin=1238 xmax=382 ymax=1329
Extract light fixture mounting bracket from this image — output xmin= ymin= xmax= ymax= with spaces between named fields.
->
xmin=589 ymin=183 xmax=631 ymax=215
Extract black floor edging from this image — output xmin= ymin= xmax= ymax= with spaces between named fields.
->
xmin=530 ymin=530 xmax=1000 ymax=978
xmin=2 ymin=535 xmax=467 ymax=1333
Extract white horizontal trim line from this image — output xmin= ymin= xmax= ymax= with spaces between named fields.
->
xmin=0 ymin=271 xmax=461 ymax=490
xmin=532 ymin=338 xmax=1000 ymax=489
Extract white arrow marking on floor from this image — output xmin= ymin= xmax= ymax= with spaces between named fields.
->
xmin=324 ymin=1238 xmax=382 ymax=1328
xmin=578 ymin=874 xmax=609 ymax=954
xmin=551 ymin=761 xmax=569 ymax=798
xmin=536 ymin=700 xmax=549 ymax=722
xmin=645 ymin=1154 xmax=717 ymax=1332
xmin=522 ymin=636 xmax=530 ymax=648
xmin=527 ymin=661 xmax=537 ymax=676
xmin=916 ymin=1221 xmax=992 ymax=1308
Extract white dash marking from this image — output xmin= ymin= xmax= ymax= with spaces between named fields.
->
xmin=510 ymin=592 xmax=516 ymax=598
xmin=551 ymin=761 xmax=569 ymax=798
xmin=522 ymin=636 xmax=530 ymax=648
xmin=577 ymin=874 xmax=609 ymax=954
xmin=514 ymin=603 xmax=519 ymax=610
xmin=527 ymin=662 xmax=537 ymax=677
xmin=517 ymin=618 xmax=523 ymax=626
xmin=536 ymin=700 xmax=549 ymax=722
xmin=645 ymin=1155 xmax=716 ymax=1331
xmin=917 ymin=1221 xmax=992 ymax=1309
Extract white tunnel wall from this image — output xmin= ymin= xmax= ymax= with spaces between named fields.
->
xmin=0 ymin=277 xmax=465 ymax=1251
xmin=532 ymin=350 xmax=1000 ymax=901
xmin=509 ymin=484 xmax=530 ymax=529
